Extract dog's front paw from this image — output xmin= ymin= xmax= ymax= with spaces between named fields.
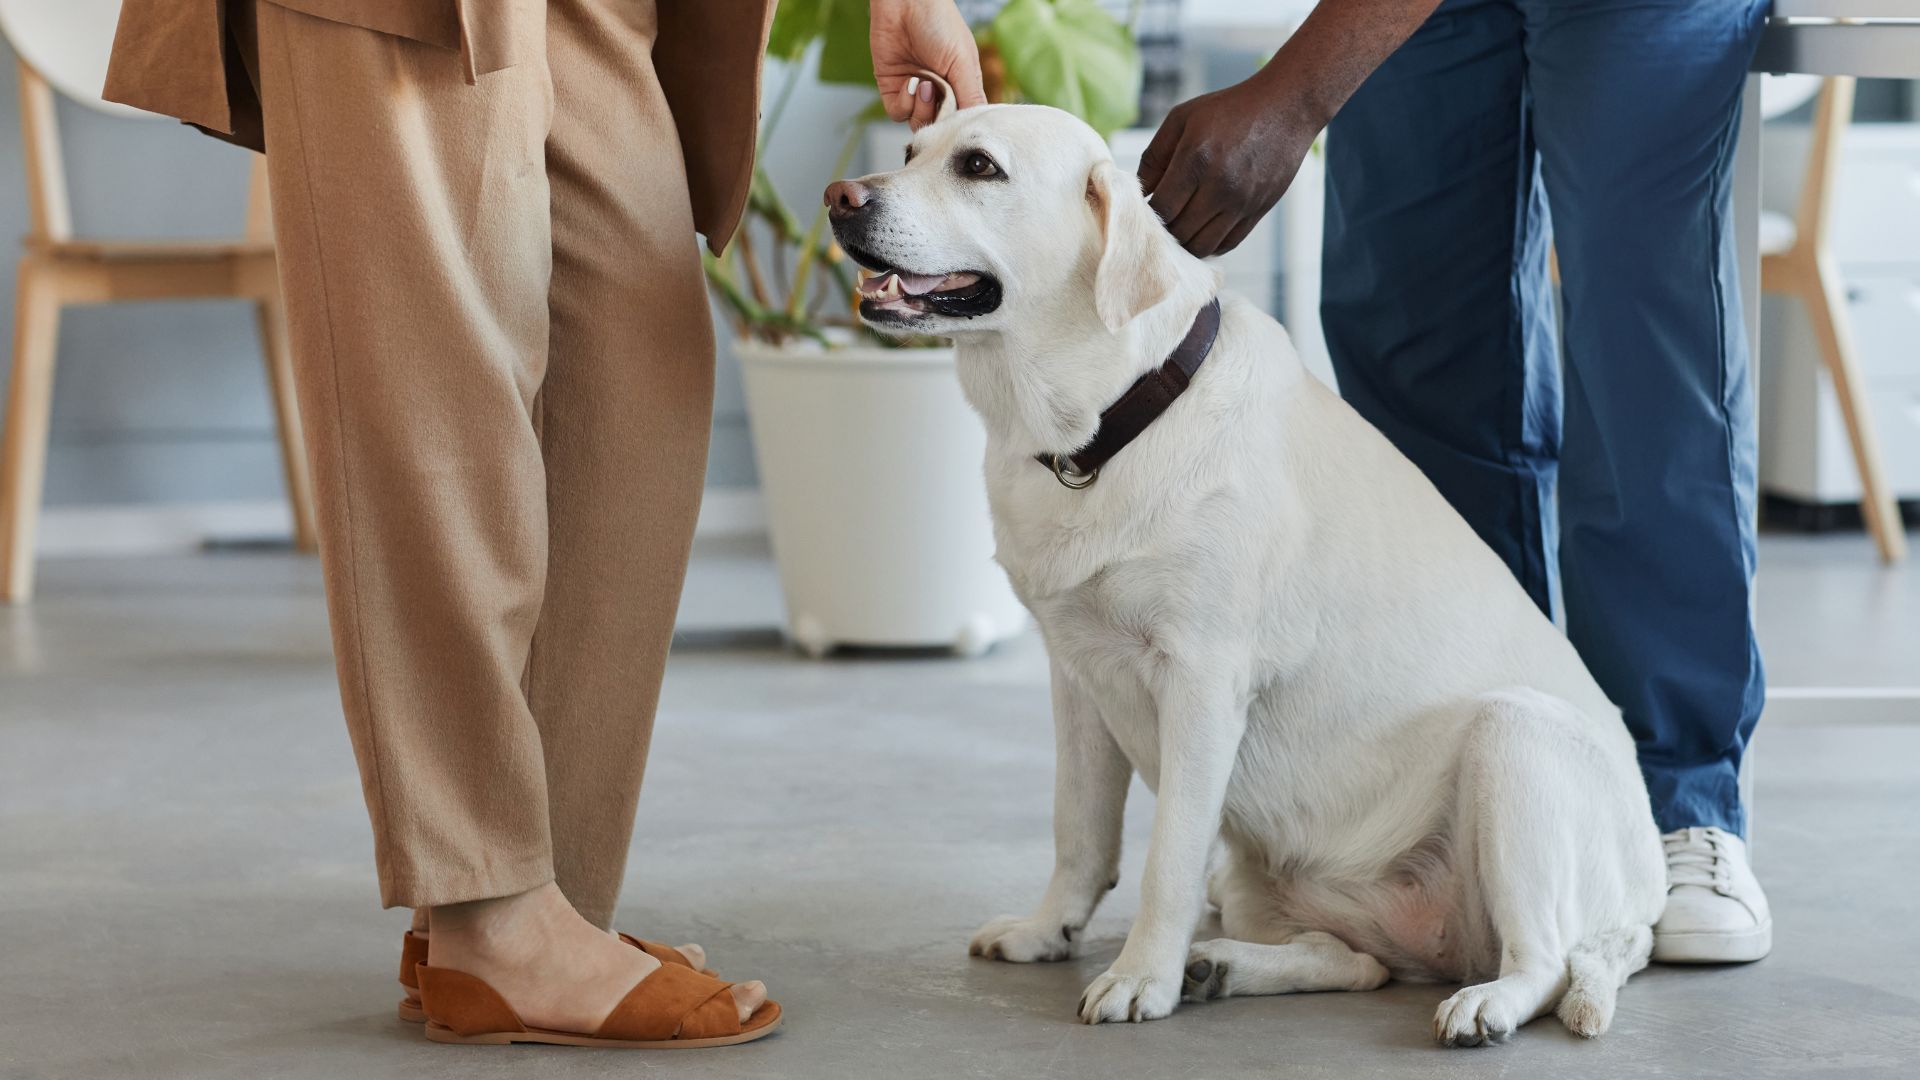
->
xmin=969 ymin=915 xmax=1076 ymax=962
xmin=1433 ymin=981 xmax=1524 ymax=1048
xmin=1078 ymin=968 xmax=1180 ymax=1024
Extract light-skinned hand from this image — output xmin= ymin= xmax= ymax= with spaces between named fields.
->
xmin=871 ymin=0 xmax=988 ymax=128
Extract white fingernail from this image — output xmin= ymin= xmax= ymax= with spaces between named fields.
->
xmin=906 ymin=76 xmax=920 ymax=99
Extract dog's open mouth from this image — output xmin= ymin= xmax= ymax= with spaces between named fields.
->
xmin=843 ymin=243 xmax=1001 ymax=321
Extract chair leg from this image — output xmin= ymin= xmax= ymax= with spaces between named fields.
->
xmin=1799 ymin=255 xmax=1906 ymax=564
xmin=254 ymin=287 xmax=317 ymax=552
xmin=0 ymin=261 xmax=62 ymax=601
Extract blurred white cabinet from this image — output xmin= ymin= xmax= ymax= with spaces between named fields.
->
xmin=1759 ymin=122 xmax=1920 ymax=504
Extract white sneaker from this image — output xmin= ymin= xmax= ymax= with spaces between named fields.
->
xmin=1652 ymin=826 xmax=1772 ymax=963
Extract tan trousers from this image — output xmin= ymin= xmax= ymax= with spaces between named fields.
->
xmin=247 ymin=0 xmax=713 ymax=924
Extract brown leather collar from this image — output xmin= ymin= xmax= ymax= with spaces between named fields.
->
xmin=1035 ymin=298 xmax=1223 ymax=489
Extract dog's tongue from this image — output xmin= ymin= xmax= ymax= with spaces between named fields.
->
xmin=861 ymin=269 xmax=982 ymax=298
xmin=896 ymin=271 xmax=948 ymax=295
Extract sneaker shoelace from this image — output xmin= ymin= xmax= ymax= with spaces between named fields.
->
xmin=1664 ymin=826 xmax=1733 ymax=895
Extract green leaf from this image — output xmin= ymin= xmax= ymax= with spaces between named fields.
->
xmin=814 ymin=0 xmax=874 ymax=85
xmin=766 ymin=0 xmax=829 ymax=62
xmin=767 ymin=0 xmax=872 ymax=86
xmin=990 ymin=0 xmax=1141 ymax=137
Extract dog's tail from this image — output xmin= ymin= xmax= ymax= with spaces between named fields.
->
xmin=1556 ymin=926 xmax=1653 ymax=1038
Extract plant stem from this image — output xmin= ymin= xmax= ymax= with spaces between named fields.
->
xmin=702 ymin=250 xmax=754 ymax=338
xmin=736 ymin=226 xmax=773 ymax=307
xmin=786 ymin=115 xmax=867 ymax=321
xmin=750 ymin=168 xmax=806 ymax=243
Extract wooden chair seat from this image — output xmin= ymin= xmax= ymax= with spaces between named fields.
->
xmin=27 ymin=237 xmax=280 ymax=262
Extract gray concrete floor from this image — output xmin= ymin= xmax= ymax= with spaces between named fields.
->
xmin=2 ymin=532 xmax=1918 ymax=1079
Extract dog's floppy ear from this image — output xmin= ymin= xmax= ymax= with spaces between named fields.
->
xmin=915 ymin=69 xmax=959 ymax=125
xmin=1089 ymin=159 xmax=1179 ymax=332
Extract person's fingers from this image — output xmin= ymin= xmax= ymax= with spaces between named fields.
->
xmin=943 ymin=48 xmax=989 ymax=109
xmin=1151 ymin=161 xmax=1210 ymax=240
xmin=1136 ymin=109 xmax=1185 ymax=194
xmin=1162 ymin=197 xmax=1211 ymax=250
xmin=1165 ymin=202 xmax=1215 ymax=252
xmin=1214 ymin=214 xmax=1262 ymax=258
xmin=1186 ymin=213 xmax=1240 ymax=259
xmin=907 ymin=78 xmax=939 ymax=129
xmin=881 ymin=76 xmax=914 ymax=122
xmin=1145 ymin=151 xmax=1202 ymax=230
xmin=898 ymin=76 xmax=926 ymax=128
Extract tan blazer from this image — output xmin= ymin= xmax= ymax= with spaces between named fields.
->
xmin=102 ymin=0 xmax=775 ymax=253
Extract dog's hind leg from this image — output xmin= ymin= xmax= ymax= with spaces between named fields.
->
xmin=1434 ymin=692 xmax=1595 ymax=1048
xmin=1183 ymin=932 xmax=1390 ymax=1002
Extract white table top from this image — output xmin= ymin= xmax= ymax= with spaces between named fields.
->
xmin=1179 ymin=0 xmax=1318 ymax=53
xmin=1755 ymin=5 xmax=1920 ymax=78
xmin=1771 ymin=0 xmax=1920 ymax=17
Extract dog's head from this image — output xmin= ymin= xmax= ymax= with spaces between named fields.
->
xmin=826 ymin=105 xmax=1186 ymax=339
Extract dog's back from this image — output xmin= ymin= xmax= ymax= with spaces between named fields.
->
xmin=997 ymin=292 xmax=1618 ymax=738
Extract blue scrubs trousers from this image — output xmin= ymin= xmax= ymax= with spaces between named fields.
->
xmin=1321 ymin=0 xmax=1770 ymax=836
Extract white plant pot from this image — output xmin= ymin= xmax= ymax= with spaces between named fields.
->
xmin=736 ymin=339 xmax=1029 ymax=658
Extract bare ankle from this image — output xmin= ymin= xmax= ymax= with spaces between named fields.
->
xmin=428 ymin=883 xmax=573 ymax=959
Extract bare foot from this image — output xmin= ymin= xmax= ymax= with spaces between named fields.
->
xmin=673 ymin=942 xmax=709 ymax=970
xmin=427 ymin=883 xmax=765 ymax=1033
xmin=401 ymin=908 xmax=718 ymax=1014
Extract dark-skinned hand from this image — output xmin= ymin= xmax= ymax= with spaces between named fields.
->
xmin=1137 ymin=75 xmax=1322 ymax=259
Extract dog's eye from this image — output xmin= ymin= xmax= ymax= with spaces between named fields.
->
xmin=959 ymin=151 xmax=1001 ymax=179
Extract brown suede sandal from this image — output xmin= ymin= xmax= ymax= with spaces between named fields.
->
xmin=398 ymin=931 xmax=430 ymax=1022
xmin=398 ymin=931 xmax=715 ymax=1022
xmin=415 ymin=962 xmax=782 ymax=1048
xmin=617 ymin=933 xmax=721 ymax=977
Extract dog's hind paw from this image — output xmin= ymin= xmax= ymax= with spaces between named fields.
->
xmin=1079 ymin=969 xmax=1179 ymax=1024
xmin=1182 ymin=947 xmax=1230 ymax=1002
xmin=969 ymin=915 xmax=1077 ymax=963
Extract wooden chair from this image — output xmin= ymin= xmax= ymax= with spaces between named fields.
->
xmin=1760 ymin=76 xmax=1906 ymax=565
xmin=0 ymin=0 xmax=315 ymax=602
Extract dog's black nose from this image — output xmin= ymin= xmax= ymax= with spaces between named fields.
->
xmin=825 ymin=179 xmax=873 ymax=220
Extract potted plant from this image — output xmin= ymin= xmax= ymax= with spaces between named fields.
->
xmin=710 ymin=0 xmax=1142 ymax=657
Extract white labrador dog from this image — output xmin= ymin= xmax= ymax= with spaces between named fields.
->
xmin=826 ymin=103 xmax=1666 ymax=1046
